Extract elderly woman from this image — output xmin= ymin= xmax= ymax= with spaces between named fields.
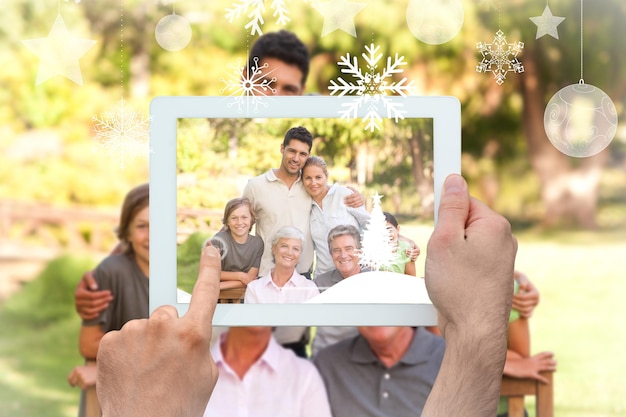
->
xmin=244 ymin=225 xmax=319 ymax=357
xmin=245 ymin=225 xmax=319 ymax=303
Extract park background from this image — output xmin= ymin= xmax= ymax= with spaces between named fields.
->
xmin=1 ymin=0 xmax=625 ymax=416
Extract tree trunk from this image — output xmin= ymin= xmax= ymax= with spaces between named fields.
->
xmin=355 ymin=142 xmax=376 ymax=186
xmin=521 ymin=46 xmax=606 ymax=229
xmin=409 ymin=129 xmax=434 ymax=218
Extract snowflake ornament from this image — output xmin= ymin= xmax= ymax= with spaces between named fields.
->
xmin=476 ymin=29 xmax=524 ymax=85
xmin=92 ymin=99 xmax=150 ymax=168
xmin=329 ymin=43 xmax=415 ymax=131
xmin=220 ymin=56 xmax=276 ymax=114
xmin=225 ymin=0 xmax=290 ymax=36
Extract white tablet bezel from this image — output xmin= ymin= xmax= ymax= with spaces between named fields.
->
xmin=150 ymin=95 xmax=461 ymax=326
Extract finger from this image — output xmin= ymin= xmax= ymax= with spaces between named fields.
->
xmin=76 ymin=292 xmax=113 ymax=309
xmin=516 ymin=272 xmax=529 ymax=285
xmin=80 ymin=299 xmax=113 ymax=316
xmin=89 ymin=292 xmax=114 ymax=304
xmin=433 ymin=174 xmax=470 ymax=240
xmin=185 ymin=245 xmax=221 ymax=325
xmin=84 ymin=270 xmax=98 ymax=290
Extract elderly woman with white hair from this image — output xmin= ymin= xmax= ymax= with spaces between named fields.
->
xmin=244 ymin=225 xmax=320 ymax=357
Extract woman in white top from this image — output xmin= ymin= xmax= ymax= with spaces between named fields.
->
xmin=301 ymin=156 xmax=370 ymax=278
xmin=244 ymin=226 xmax=319 ymax=357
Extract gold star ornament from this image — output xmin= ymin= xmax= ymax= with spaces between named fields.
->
xmin=22 ymin=14 xmax=96 ymax=85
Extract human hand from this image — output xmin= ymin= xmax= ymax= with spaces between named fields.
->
xmin=512 ymin=271 xmax=540 ymax=318
xmin=400 ymin=236 xmax=421 ymax=262
xmin=425 ymin=174 xmax=517 ymax=338
xmin=344 ymin=186 xmax=365 ymax=208
xmin=421 ymin=174 xmax=518 ymax=417
xmin=67 ymin=363 xmax=98 ymax=389
xmin=96 ymin=245 xmax=221 ymax=417
xmin=505 ymin=352 xmax=557 ymax=384
xmin=75 ymin=270 xmax=113 ymax=321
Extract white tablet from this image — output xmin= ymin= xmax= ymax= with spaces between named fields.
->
xmin=150 ymin=95 xmax=460 ymax=326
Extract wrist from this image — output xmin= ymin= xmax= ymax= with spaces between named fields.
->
xmin=443 ymin=319 xmax=509 ymax=368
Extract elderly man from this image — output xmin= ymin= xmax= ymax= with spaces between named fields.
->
xmin=313 ymin=326 xmax=444 ymax=417
xmin=311 ymin=224 xmax=367 ymax=355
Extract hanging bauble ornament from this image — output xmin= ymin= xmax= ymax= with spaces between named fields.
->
xmin=406 ymin=0 xmax=464 ymax=45
xmin=155 ymin=13 xmax=192 ymax=52
xmin=544 ymin=81 xmax=618 ymax=158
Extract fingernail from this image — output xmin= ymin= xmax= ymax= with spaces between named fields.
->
xmin=444 ymin=174 xmax=465 ymax=194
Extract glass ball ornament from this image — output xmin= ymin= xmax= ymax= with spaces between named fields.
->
xmin=406 ymin=0 xmax=464 ymax=45
xmin=544 ymin=82 xmax=618 ymax=158
xmin=155 ymin=13 xmax=192 ymax=52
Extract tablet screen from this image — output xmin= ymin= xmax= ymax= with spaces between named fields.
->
xmin=150 ymin=96 xmax=460 ymax=325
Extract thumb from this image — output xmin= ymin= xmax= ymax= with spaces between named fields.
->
xmin=85 ymin=271 xmax=98 ymax=290
xmin=433 ymin=174 xmax=470 ymax=240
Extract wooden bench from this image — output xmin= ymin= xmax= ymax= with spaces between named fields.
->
xmin=218 ymin=287 xmax=246 ymax=304
xmin=84 ymin=386 xmax=101 ymax=417
xmin=500 ymin=370 xmax=554 ymax=417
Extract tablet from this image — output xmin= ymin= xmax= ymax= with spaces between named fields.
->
xmin=150 ymin=95 xmax=461 ymax=326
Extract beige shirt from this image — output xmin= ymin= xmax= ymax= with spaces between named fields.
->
xmin=243 ymin=169 xmax=314 ymax=276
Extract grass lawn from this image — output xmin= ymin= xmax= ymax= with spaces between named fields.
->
xmin=513 ymin=231 xmax=626 ymax=417
xmin=0 ymin=255 xmax=93 ymax=417
xmin=1 ymin=227 xmax=625 ymax=417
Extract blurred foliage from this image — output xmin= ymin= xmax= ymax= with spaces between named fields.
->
xmin=175 ymin=116 xmax=438 ymax=218
xmin=176 ymin=231 xmax=211 ymax=293
xmin=2 ymin=254 xmax=96 ymax=326
xmin=0 ymin=0 xmax=624 ymax=223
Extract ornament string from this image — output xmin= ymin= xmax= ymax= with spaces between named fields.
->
xmin=579 ymin=0 xmax=584 ymax=84
xmin=119 ymin=0 xmax=125 ymax=99
xmin=498 ymin=0 xmax=501 ymax=29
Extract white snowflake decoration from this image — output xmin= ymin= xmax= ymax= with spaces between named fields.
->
xmin=359 ymin=192 xmax=396 ymax=271
xmin=226 ymin=0 xmax=290 ymax=36
xmin=220 ymin=56 xmax=276 ymax=114
xmin=92 ymin=98 xmax=150 ymax=168
xmin=476 ymin=29 xmax=524 ymax=85
xmin=329 ymin=43 xmax=415 ymax=131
